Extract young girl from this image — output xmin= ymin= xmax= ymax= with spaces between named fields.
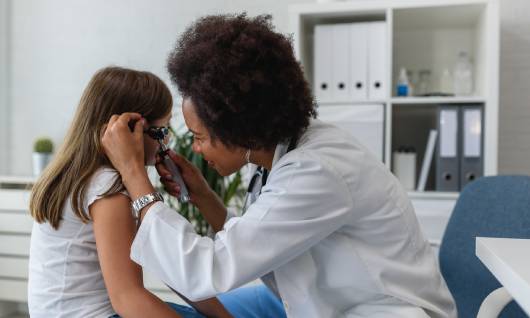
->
xmin=28 ymin=66 xmax=232 ymax=318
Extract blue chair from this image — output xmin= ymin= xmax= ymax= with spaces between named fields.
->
xmin=439 ymin=176 xmax=530 ymax=318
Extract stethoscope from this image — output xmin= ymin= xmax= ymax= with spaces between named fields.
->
xmin=243 ymin=166 xmax=269 ymax=212
xmin=242 ymin=138 xmax=297 ymax=212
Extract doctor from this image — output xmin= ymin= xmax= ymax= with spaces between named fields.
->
xmin=102 ymin=14 xmax=456 ymax=318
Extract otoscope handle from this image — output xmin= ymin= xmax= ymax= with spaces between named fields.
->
xmin=162 ymin=153 xmax=191 ymax=203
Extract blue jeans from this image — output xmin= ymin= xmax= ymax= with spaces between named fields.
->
xmin=109 ymin=285 xmax=287 ymax=318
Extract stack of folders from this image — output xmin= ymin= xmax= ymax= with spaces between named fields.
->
xmin=435 ymin=105 xmax=484 ymax=192
xmin=313 ymin=21 xmax=387 ymax=103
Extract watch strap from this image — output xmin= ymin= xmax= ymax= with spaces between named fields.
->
xmin=131 ymin=192 xmax=164 ymax=219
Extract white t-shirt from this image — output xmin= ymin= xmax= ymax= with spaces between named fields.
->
xmin=28 ymin=168 xmax=129 ymax=318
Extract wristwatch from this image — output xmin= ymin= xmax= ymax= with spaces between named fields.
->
xmin=131 ymin=192 xmax=164 ymax=219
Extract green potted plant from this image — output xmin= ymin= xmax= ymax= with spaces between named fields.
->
xmin=157 ymin=127 xmax=246 ymax=235
xmin=33 ymin=137 xmax=54 ymax=176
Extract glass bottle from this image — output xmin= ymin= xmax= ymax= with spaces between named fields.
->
xmin=453 ymin=51 xmax=473 ymax=96
xmin=440 ymin=68 xmax=453 ymax=95
xmin=417 ymin=69 xmax=431 ymax=96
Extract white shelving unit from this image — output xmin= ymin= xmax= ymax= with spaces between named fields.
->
xmin=289 ymin=0 xmax=499 ymax=246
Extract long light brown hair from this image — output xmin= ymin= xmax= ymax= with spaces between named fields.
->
xmin=29 ymin=66 xmax=172 ymax=229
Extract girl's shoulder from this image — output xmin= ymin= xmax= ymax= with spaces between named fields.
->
xmin=90 ymin=167 xmax=121 ymax=187
xmin=84 ymin=167 xmax=129 ymax=213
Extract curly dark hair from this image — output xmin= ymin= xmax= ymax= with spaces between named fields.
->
xmin=167 ymin=13 xmax=316 ymax=150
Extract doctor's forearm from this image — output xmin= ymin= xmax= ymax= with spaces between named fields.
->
xmin=194 ymin=189 xmax=227 ymax=233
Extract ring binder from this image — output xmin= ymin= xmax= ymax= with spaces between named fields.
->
xmin=436 ymin=106 xmax=460 ymax=191
xmin=460 ymin=105 xmax=484 ymax=188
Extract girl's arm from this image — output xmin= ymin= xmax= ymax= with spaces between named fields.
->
xmin=90 ymin=193 xmax=231 ymax=318
xmin=90 ymin=193 xmax=181 ymax=318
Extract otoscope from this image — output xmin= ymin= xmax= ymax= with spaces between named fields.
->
xmin=144 ymin=126 xmax=191 ymax=203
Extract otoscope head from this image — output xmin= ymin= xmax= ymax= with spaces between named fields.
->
xmin=144 ymin=126 xmax=169 ymax=140
xmin=144 ymin=126 xmax=170 ymax=153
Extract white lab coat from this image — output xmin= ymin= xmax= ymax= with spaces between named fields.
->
xmin=131 ymin=119 xmax=457 ymax=318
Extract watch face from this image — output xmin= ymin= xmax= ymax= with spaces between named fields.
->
xmin=132 ymin=192 xmax=164 ymax=217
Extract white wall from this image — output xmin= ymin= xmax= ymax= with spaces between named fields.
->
xmin=0 ymin=0 xmax=10 ymax=175
xmin=3 ymin=0 xmax=530 ymax=175
xmin=6 ymin=0 xmax=309 ymax=175
xmin=497 ymin=0 xmax=530 ymax=174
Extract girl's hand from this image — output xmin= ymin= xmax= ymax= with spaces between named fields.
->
xmin=101 ymin=113 xmax=145 ymax=179
xmin=155 ymin=150 xmax=212 ymax=205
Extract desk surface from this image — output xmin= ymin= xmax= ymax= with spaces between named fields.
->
xmin=476 ymin=237 xmax=530 ymax=315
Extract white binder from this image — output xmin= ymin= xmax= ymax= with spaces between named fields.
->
xmin=349 ymin=23 xmax=368 ymax=101
xmin=331 ymin=24 xmax=351 ymax=102
xmin=313 ymin=25 xmax=333 ymax=104
xmin=318 ymin=104 xmax=384 ymax=161
xmin=460 ymin=106 xmax=483 ymax=188
xmin=436 ymin=107 xmax=460 ymax=191
xmin=367 ymin=22 xmax=387 ymax=101
xmin=314 ymin=21 xmax=387 ymax=103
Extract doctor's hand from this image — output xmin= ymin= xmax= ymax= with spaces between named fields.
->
xmin=156 ymin=150 xmax=212 ymax=204
xmin=101 ymin=113 xmax=151 ymax=191
xmin=157 ymin=151 xmax=228 ymax=232
xmin=101 ymin=113 xmax=145 ymax=174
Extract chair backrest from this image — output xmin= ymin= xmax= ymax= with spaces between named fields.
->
xmin=439 ymin=175 xmax=530 ymax=318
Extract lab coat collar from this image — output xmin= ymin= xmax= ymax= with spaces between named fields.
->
xmin=271 ymin=140 xmax=290 ymax=169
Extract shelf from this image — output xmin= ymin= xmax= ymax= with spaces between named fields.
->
xmin=392 ymin=1 xmax=489 ymax=98
xmin=289 ymin=0 xmax=490 ymax=16
xmin=316 ymin=97 xmax=486 ymax=106
xmin=407 ymin=191 xmax=459 ymax=200
xmin=391 ymin=96 xmax=486 ymax=105
xmin=317 ymin=100 xmax=387 ymax=107
xmin=289 ymin=2 xmax=388 ymax=17
xmin=0 ymin=176 xmax=36 ymax=190
xmin=0 ymin=175 xmax=36 ymax=184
